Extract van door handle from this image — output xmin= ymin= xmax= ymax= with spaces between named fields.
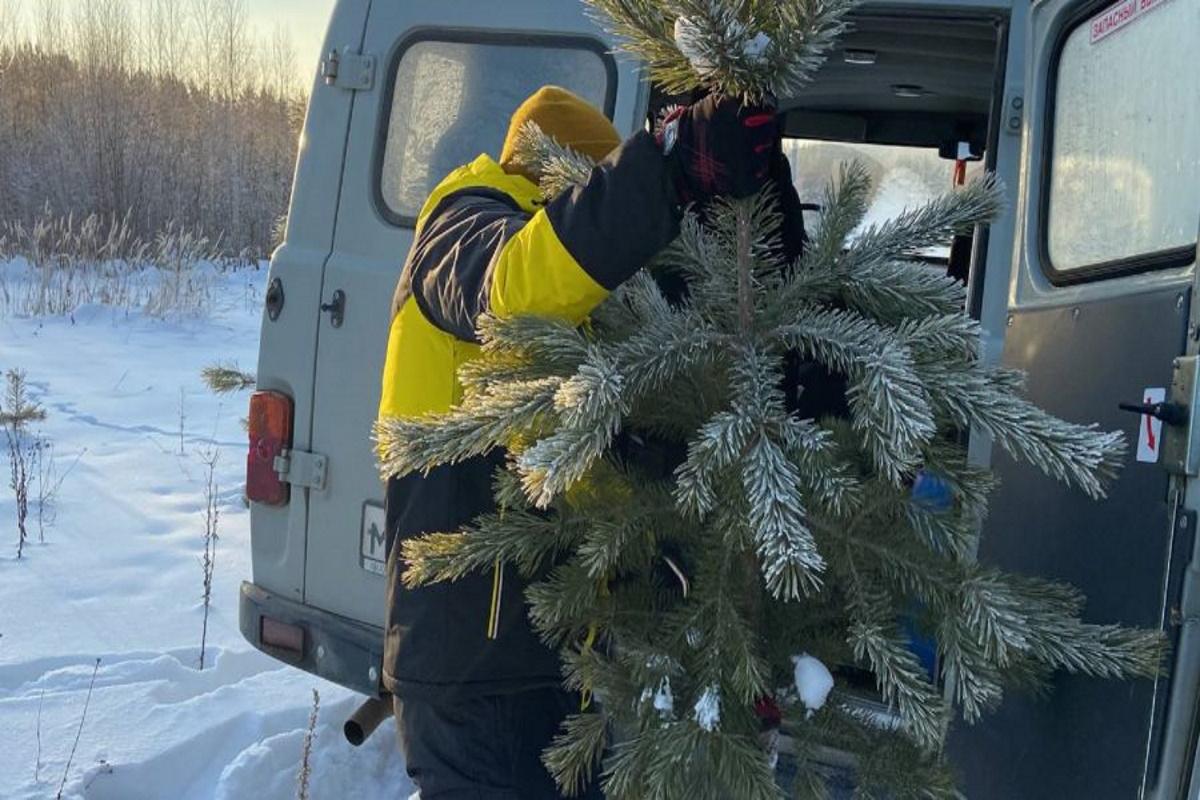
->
xmin=265 ymin=277 xmax=284 ymax=321
xmin=1118 ymin=400 xmax=1188 ymax=427
xmin=321 ymin=290 xmax=345 ymax=328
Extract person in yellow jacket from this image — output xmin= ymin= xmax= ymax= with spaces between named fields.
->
xmin=378 ymin=85 xmax=778 ymax=798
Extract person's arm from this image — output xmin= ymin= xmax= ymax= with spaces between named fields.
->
xmin=491 ymin=131 xmax=684 ymax=321
xmin=410 ymin=131 xmax=680 ymax=342
xmin=411 ymin=95 xmax=777 ymax=341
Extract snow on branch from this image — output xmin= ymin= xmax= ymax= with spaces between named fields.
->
xmin=776 ymin=306 xmax=936 ymax=482
xmin=842 ymin=175 xmax=1004 ymax=271
xmin=920 ymin=360 xmax=1125 ymax=498
xmin=586 ymin=0 xmax=857 ymax=101
xmin=374 ymin=377 xmax=563 ymax=479
xmin=508 ymin=120 xmax=598 ymax=198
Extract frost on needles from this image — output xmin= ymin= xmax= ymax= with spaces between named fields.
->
xmin=373 ymin=1 xmax=1163 ymax=797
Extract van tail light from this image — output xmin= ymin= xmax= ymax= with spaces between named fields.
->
xmin=247 ymin=390 xmax=293 ymax=505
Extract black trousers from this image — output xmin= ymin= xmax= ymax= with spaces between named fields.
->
xmin=394 ymin=687 xmax=603 ymax=799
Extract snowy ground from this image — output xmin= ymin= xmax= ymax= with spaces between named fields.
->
xmin=0 ymin=264 xmax=413 ymax=799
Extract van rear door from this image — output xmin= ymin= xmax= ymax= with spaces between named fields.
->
xmin=249 ymin=1 xmax=369 ymax=606
xmin=948 ymin=0 xmax=1200 ymax=796
xmin=303 ymin=2 xmax=642 ymax=637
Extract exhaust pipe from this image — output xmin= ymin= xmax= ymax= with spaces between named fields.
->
xmin=344 ymin=696 xmax=390 ymax=746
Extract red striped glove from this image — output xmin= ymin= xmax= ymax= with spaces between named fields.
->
xmin=658 ymin=94 xmax=777 ymax=204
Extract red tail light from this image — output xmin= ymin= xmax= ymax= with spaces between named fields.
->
xmin=247 ymin=390 xmax=293 ymax=505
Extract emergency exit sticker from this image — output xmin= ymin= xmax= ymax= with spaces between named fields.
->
xmin=1136 ymin=387 xmax=1166 ymax=463
xmin=1090 ymin=0 xmax=1174 ymax=44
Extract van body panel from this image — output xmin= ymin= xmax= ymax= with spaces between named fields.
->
xmin=302 ymin=0 xmax=646 ymax=625
xmin=950 ymin=0 xmax=1200 ymax=794
xmin=249 ymin=0 xmax=371 ymax=602
xmin=949 ymin=289 xmax=1189 ymax=798
xmin=1164 ymin=240 xmax=1200 ymax=793
xmin=970 ymin=5 xmax=1022 ymax=369
xmin=1006 ymin=0 xmax=1196 ymax=311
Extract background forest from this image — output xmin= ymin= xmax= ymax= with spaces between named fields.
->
xmin=0 ymin=0 xmax=305 ymax=259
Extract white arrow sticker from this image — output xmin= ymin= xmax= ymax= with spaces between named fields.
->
xmin=1136 ymin=387 xmax=1166 ymax=463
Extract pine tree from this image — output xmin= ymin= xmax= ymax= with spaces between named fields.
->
xmin=374 ymin=2 xmax=1164 ymax=796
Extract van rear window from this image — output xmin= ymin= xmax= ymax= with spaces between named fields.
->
xmin=376 ymin=34 xmax=615 ymax=225
xmin=1043 ymin=0 xmax=1199 ymax=281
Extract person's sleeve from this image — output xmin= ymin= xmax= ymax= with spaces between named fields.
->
xmin=410 ymin=131 xmax=681 ymax=342
xmin=771 ymin=151 xmax=809 ymax=263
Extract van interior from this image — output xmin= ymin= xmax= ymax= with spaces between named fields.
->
xmin=784 ymin=14 xmax=999 ymax=150
xmin=650 ymin=12 xmax=1006 ymax=283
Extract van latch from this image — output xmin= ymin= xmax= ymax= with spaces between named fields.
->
xmin=322 ymin=47 xmax=376 ymax=92
xmin=321 ymin=289 xmax=346 ymax=328
xmin=274 ymin=449 xmax=328 ymax=491
xmin=1161 ymin=356 xmax=1199 ymax=476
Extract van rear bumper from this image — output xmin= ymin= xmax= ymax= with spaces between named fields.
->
xmin=239 ymin=581 xmax=384 ymax=697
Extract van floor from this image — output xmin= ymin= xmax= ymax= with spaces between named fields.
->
xmin=0 ymin=261 xmax=412 ymax=799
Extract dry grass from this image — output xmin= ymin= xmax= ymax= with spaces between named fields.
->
xmin=0 ymin=208 xmax=243 ymax=318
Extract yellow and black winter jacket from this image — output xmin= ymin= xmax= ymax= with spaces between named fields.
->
xmin=378 ymin=131 xmax=681 ymax=699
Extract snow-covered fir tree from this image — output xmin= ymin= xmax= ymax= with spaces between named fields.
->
xmin=375 ymin=1 xmax=1164 ymax=796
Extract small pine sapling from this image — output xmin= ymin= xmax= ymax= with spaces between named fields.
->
xmin=201 ymin=362 xmax=257 ymax=394
xmin=2 ymin=369 xmax=47 ymax=558
xmin=201 ymin=363 xmax=256 ymax=432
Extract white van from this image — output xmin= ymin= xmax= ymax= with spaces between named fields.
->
xmin=238 ymin=0 xmax=1200 ymax=796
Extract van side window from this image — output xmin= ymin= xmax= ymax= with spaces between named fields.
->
xmin=1044 ymin=0 xmax=1200 ymax=279
xmin=377 ymin=35 xmax=614 ymax=225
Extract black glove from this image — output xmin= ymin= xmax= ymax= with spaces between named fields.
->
xmin=768 ymin=148 xmax=810 ymax=263
xmin=658 ymin=94 xmax=777 ymax=204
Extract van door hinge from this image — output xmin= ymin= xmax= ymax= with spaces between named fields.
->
xmin=274 ymin=449 xmax=328 ymax=491
xmin=321 ymin=47 xmax=375 ymax=92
